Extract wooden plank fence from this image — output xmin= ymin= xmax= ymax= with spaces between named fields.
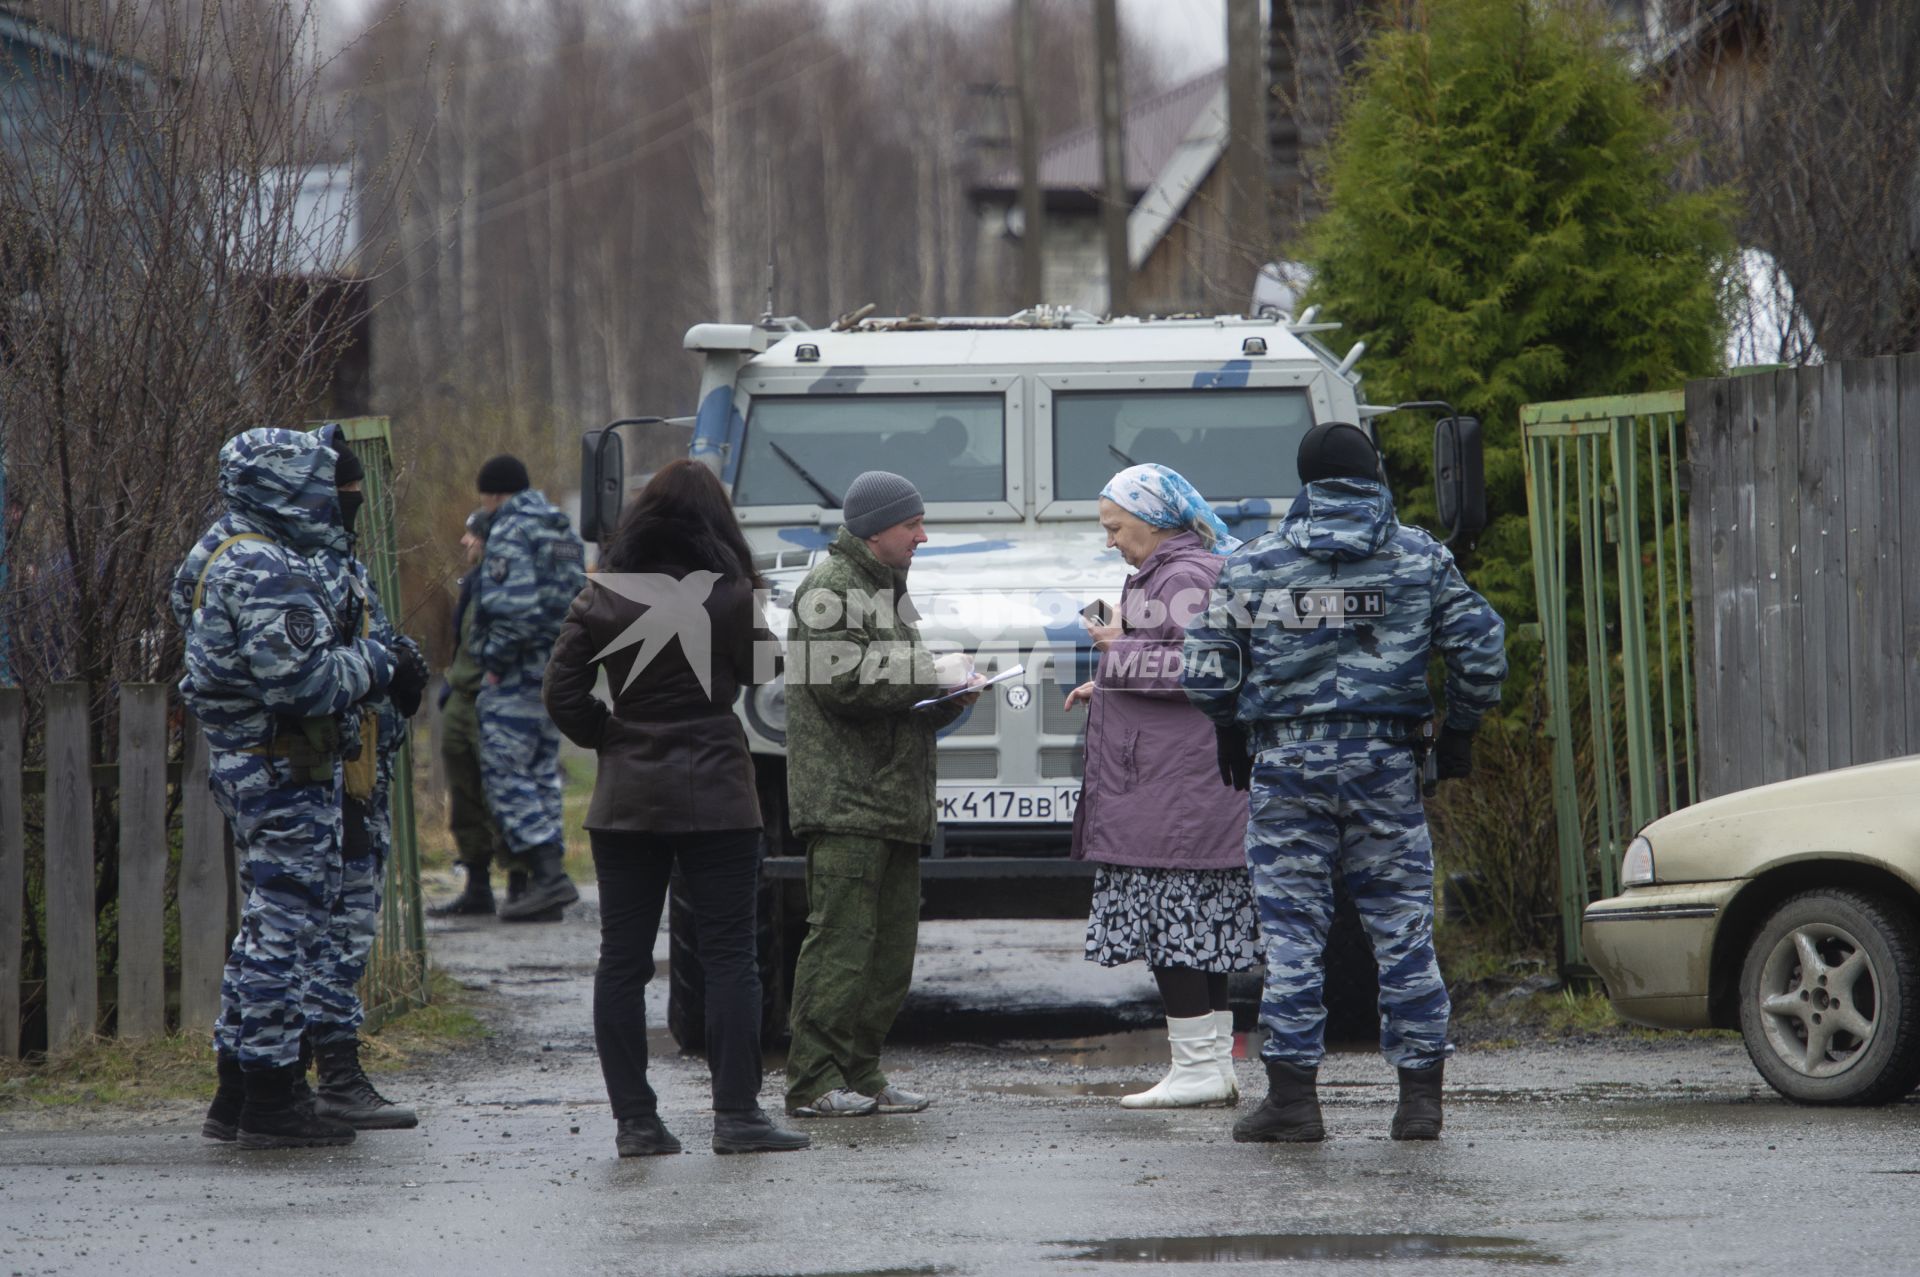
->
xmin=1687 ymin=352 xmax=1920 ymax=800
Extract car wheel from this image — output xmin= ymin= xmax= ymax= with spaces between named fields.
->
xmin=1737 ymin=888 xmax=1920 ymax=1105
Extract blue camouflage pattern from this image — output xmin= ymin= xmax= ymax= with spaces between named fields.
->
xmin=169 ymin=429 xmax=395 ymax=750
xmin=478 ymin=669 xmax=563 ymax=853
xmin=1181 ymin=477 xmax=1505 ymax=735
xmin=306 ymin=495 xmax=411 ymax=1048
xmin=470 ymin=488 xmax=585 ymax=680
xmin=1247 ymin=738 xmax=1450 ymax=1068
xmin=470 ymin=488 xmax=581 ymax=853
xmin=1181 ymin=476 xmax=1507 ymax=1070
xmin=174 ymin=429 xmax=394 ymax=1069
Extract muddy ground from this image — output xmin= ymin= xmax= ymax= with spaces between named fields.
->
xmin=3 ymin=887 xmax=1918 ymax=1276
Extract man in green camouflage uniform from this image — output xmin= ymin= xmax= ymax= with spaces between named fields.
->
xmin=783 ymin=471 xmax=977 ymax=1118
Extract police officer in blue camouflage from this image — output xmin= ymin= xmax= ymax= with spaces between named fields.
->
xmin=302 ymin=423 xmax=429 ymax=1131
xmin=470 ymin=455 xmax=588 ymax=920
xmin=172 ymin=428 xmax=402 ymax=1149
xmin=1182 ymin=422 xmax=1506 ymax=1143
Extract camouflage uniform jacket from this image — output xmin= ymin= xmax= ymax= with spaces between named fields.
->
xmin=471 ymin=489 xmax=587 ymax=679
xmin=169 ymin=429 xmax=394 ymax=753
xmin=785 ymin=528 xmax=966 ymax=844
xmin=1181 ymin=477 xmax=1506 ymax=743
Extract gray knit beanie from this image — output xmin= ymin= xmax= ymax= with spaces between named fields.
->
xmin=842 ymin=470 xmax=925 ymax=538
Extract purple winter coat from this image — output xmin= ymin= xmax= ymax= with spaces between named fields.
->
xmin=1069 ymin=531 xmax=1249 ymax=870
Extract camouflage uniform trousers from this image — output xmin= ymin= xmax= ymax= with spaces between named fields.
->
xmin=303 ymin=763 xmax=393 ymax=1051
xmin=1246 ymin=736 xmax=1451 ymax=1070
xmin=208 ymin=749 xmax=343 ymax=1069
xmin=476 ymin=668 xmax=564 ymax=854
xmin=784 ymin=835 xmax=921 ymax=1109
xmin=441 ymin=688 xmax=520 ymax=874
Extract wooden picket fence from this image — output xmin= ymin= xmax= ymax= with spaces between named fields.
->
xmin=0 ymin=680 xmax=424 ymax=1058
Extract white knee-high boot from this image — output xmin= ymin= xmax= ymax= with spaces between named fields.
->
xmin=1212 ymin=1009 xmax=1240 ymax=1105
xmin=1119 ymin=1013 xmax=1236 ymax=1109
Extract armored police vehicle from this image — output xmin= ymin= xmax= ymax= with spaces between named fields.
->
xmin=580 ymin=306 xmax=1484 ymax=1048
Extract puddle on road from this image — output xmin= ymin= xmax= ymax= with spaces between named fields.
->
xmin=1057 ymin=1234 xmax=1553 ymax=1264
xmin=982 ymin=1081 xmax=1136 ymax=1098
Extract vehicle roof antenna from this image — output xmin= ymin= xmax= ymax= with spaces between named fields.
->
xmin=760 ymin=155 xmax=776 ymax=326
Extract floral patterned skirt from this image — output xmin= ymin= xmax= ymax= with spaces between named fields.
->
xmin=1084 ymin=863 xmax=1260 ymax=972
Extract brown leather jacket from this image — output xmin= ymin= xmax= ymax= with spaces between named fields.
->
xmin=543 ymin=566 xmax=777 ymax=833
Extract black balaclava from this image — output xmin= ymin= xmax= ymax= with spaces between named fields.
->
xmin=333 ymin=442 xmax=366 ymax=535
xmin=1296 ymin=422 xmax=1383 ymax=484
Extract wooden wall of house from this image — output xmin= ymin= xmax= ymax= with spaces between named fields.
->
xmin=1132 ymin=162 xmax=1232 ymax=316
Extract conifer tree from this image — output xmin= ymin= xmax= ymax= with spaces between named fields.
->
xmin=1303 ymin=0 xmax=1735 ymax=634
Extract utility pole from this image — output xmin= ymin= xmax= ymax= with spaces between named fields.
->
xmin=1015 ymin=0 xmax=1046 ymax=308
xmin=1092 ymin=0 xmax=1129 ymax=316
xmin=1224 ymin=0 xmax=1265 ymax=312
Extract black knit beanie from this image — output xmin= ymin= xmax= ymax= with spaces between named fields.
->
xmin=476 ymin=454 xmax=531 ymax=494
xmin=330 ymin=441 xmax=365 ymax=486
xmin=1296 ymin=422 xmax=1382 ymax=484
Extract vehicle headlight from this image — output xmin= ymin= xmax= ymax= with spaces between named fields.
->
xmin=745 ymin=677 xmax=787 ymax=744
xmin=1621 ymin=835 xmax=1655 ymax=887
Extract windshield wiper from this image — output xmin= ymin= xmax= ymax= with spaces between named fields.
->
xmin=1108 ymin=443 xmax=1136 ymax=467
xmin=768 ymin=441 xmax=842 ymax=508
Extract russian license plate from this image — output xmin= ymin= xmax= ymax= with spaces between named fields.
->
xmin=937 ymin=785 xmax=1080 ymax=824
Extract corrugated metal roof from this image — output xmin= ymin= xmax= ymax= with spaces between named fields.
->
xmin=977 ymin=68 xmax=1226 ymax=195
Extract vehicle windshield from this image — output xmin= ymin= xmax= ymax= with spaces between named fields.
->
xmin=732 ymin=394 xmax=1006 ymax=507
xmin=1052 ymin=388 xmax=1317 ymax=501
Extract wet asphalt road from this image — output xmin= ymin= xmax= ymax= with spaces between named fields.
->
xmin=4 ymin=891 xmax=1918 ymax=1276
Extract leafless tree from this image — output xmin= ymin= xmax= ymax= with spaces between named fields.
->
xmin=1654 ymin=0 xmax=1920 ymax=361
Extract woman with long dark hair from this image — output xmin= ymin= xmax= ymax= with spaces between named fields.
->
xmin=544 ymin=459 xmax=807 ymax=1156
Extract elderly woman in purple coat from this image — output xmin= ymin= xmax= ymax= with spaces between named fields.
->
xmin=1065 ymin=463 xmax=1255 ymax=1109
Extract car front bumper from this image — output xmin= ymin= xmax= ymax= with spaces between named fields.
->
xmin=1582 ymin=882 xmax=1742 ymax=1029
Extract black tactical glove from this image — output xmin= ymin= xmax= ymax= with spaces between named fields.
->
xmin=1435 ymin=724 xmax=1475 ymax=780
xmin=1215 ymin=723 xmax=1253 ymax=792
xmin=386 ymin=639 xmax=430 ymax=718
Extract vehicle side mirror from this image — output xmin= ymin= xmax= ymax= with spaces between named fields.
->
xmin=580 ymin=428 xmax=624 ymax=544
xmin=1433 ymin=416 xmax=1485 ymax=547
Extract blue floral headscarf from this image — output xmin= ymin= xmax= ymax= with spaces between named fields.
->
xmin=1100 ymin=463 xmax=1240 ymax=556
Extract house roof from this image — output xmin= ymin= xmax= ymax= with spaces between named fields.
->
xmin=975 ymin=69 xmax=1226 ymax=198
xmin=0 ymin=3 xmax=158 ymax=90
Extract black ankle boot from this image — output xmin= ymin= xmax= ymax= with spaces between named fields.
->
xmin=1231 ymin=1059 xmax=1325 ymax=1143
xmin=498 ymin=843 xmax=578 ymax=920
xmin=615 ymin=1115 xmax=683 ymax=1157
xmin=1390 ymin=1062 xmax=1444 ymax=1141
xmin=238 ymin=1064 xmax=356 ymax=1149
xmin=203 ymin=1051 xmax=244 ymax=1141
xmin=314 ymin=1037 xmax=419 ymax=1130
xmin=428 ymin=868 xmax=496 ymax=917
xmin=713 ymin=1108 xmax=811 ymax=1155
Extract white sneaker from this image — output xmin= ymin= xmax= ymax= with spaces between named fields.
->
xmin=1212 ymin=1009 xmax=1240 ymax=1106
xmin=788 ymin=1088 xmax=879 ymax=1118
xmin=1119 ymin=1013 xmax=1236 ymax=1109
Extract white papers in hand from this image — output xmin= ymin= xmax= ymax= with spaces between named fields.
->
xmin=913 ymin=663 xmax=1025 ymax=710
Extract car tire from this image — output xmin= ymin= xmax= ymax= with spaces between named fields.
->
xmin=1737 ymin=888 xmax=1920 ymax=1106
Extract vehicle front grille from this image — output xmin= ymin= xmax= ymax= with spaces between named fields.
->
xmin=1039 ymin=677 xmax=1084 ymax=736
xmin=1039 ymin=746 xmax=1084 ymax=779
xmin=949 ymin=693 xmax=997 ymax=736
xmin=936 ymin=748 xmax=1000 ymax=781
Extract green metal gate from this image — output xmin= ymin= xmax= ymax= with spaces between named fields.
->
xmin=1521 ymin=391 xmax=1697 ymax=970
xmin=318 ymin=418 xmax=428 ymax=1023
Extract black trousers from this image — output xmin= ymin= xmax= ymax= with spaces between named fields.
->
xmin=590 ymin=828 xmax=763 ymax=1116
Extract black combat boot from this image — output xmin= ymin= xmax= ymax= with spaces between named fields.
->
xmin=1390 ymin=1062 xmax=1444 ymax=1141
xmin=427 ymin=866 xmax=495 ymax=917
xmin=314 ymin=1037 xmax=419 ymax=1130
xmin=503 ymin=868 xmax=564 ymax=922
xmin=497 ymin=842 xmax=578 ymax=920
xmin=202 ymin=1051 xmax=245 ymax=1141
xmin=713 ymin=1108 xmax=811 ymax=1155
xmin=1231 ymin=1059 xmax=1326 ymax=1143
xmin=615 ymin=1115 xmax=683 ymax=1157
xmin=237 ymin=1064 xmax=356 ymax=1149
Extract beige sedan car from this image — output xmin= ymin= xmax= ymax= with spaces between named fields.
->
xmin=1583 ymin=755 xmax=1920 ymax=1105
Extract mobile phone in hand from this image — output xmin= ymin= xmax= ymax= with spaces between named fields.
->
xmin=1080 ymin=598 xmax=1114 ymax=627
